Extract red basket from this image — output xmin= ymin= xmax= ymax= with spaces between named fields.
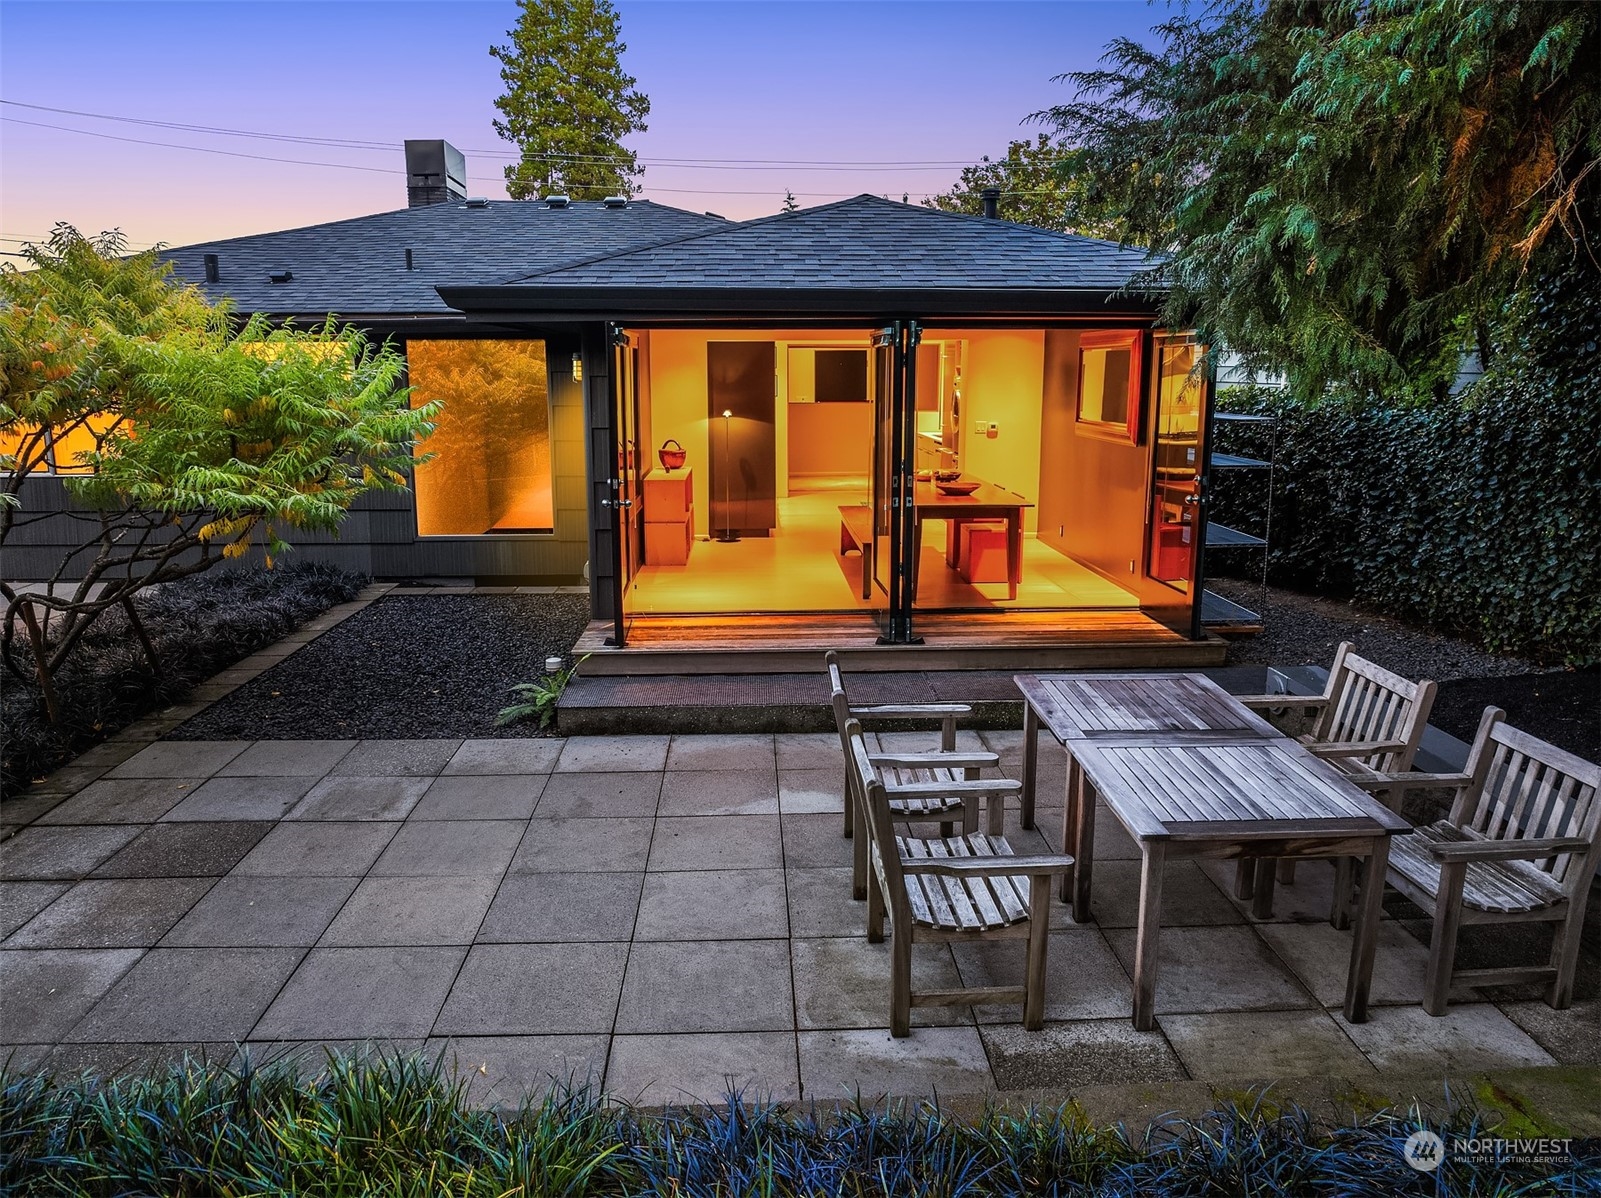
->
xmin=657 ymin=439 xmax=687 ymax=471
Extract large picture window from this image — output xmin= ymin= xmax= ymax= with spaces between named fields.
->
xmin=408 ymin=339 xmax=553 ymax=536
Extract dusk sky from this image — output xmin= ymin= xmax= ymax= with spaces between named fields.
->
xmin=1 ymin=1 xmax=1155 ymax=253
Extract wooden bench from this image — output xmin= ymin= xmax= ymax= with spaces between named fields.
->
xmin=844 ymin=717 xmax=1075 ymax=1036
xmin=1375 ymin=707 xmax=1601 ymax=1014
xmin=1234 ymin=641 xmax=1436 ymax=912
xmin=838 ymin=505 xmax=874 ymax=599
xmin=827 ymin=651 xmax=1014 ymax=900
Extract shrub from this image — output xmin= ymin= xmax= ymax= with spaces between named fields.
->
xmin=1208 ymin=259 xmax=1601 ymax=666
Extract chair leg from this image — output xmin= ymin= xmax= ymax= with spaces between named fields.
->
xmin=852 ymin=809 xmax=869 ymax=901
xmin=1424 ymin=862 xmax=1467 ymax=1016
xmin=1330 ymin=857 xmax=1356 ymax=930
xmin=1276 ymin=859 xmax=1297 ymax=885
xmin=939 ymin=820 xmax=956 ymax=839
xmin=866 ymin=867 xmax=885 ymax=943
xmin=1546 ymin=907 xmax=1586 ymax=1010
xmin=1023 ymin=876 xmax=1051 ymax=1030
xmin=842 ymin=768 xmax=853 ymax=839
xmin=890 ymin=915 xmax=913 ymax=1037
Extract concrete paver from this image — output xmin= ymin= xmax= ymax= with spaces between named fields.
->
xmin=9 ymin=730 xmax=1595 ymax=1107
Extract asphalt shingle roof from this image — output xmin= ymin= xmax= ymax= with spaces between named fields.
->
xmin=158 ymin=200 xmax=727 ymax=317
xmin=502 ymin=195 xmax=1159 ymax=292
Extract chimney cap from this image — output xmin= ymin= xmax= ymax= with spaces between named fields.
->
xmin=602 ymin=195 xmax=628 ymax=209
xmin=979 ymin=187 xmax=1001 ymax=219
xmin=543 ymin=194 xmax=571 ymax=209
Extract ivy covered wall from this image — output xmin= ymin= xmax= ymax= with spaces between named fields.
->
xmin=1208 ymin=260 xmax=1601 ymax=667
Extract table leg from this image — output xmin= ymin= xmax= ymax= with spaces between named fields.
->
xmin=1251 ymin=857 xmax=1277 ymax=920
xmin=910 ymin=514 xmax=923 ymax=596
xmin=1132 ymin=842 xmax=1166 ymax=1032
xmin=1343 ymin=836 xmax=1391 ymax=1023
xmin=1021 ymin=705 xmax=1039 ymax=831
xmin=1070 ymin=760 xmax=1096 ymax=923
xmin=1007 ymin=512 xmax=1021 ymax=601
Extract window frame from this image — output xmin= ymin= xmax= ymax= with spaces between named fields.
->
xmin=1074 ymin=329 xmax=1144 ymax=445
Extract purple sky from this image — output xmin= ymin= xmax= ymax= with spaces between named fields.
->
xmin=1 ymin=1 xmax=1153 ymax=252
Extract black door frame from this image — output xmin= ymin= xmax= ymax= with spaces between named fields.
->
xmin=872 ymin=320 xmax=921 ymax=644
xmin=605 ymin=323 xmax=639 ymax=647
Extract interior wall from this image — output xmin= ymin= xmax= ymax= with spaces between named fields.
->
xmin=788 ymin=402 xmax=872 ymax=478
xmin=1035 ymin=328 xmax=1151 ymax=588
xmin=951 ymin=329 xmax=1045 ymax=532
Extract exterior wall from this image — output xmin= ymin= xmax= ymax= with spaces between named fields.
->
xmin=0 ymin=332 xmax=596 ymax=586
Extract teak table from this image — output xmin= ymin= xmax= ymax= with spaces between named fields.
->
xmin=1014 ymin=672 xmax=1411 ymax=1030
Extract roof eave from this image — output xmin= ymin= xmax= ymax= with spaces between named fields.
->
xmin=435 ymin=284 xmax=1165 ymax=320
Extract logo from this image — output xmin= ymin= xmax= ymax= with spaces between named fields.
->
xmin=1404 ymin=1130 xmax=1445 ymax=1172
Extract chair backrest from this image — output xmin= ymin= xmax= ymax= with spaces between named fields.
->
xmin=1314 ymin=642 xmax=1437 ymax=771
xmin=844 ymin=716 xmax=905 ymax=898
xmin=1451 ymin=707 xmax=1601 ymax=898
xmin=827 ymin=655 xmax=858 ymax=803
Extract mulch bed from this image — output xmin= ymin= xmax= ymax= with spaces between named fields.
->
xmin=2 ymin=564 xmax=365 ymax=793
xmin=1211 ymin=577 xmax=1599 ymax=762
xmin=168 ymin=593 xmax=591 ymax=741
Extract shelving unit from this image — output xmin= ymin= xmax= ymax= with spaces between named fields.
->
xmin=1202 ymin=412 xmax=1277 ymax=633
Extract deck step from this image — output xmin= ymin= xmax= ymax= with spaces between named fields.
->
xmin=557 ymin=664 xmax=1288 ymax=736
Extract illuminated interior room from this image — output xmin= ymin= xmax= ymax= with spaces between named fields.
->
xmin=618 ymin=325 xmax=1198 ymax=619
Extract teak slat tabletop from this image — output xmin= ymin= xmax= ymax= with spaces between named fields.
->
xmin=1013 ymin=672 xmax=1411 ymax=1029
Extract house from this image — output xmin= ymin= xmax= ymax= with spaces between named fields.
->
xmin=9 ymin=142 xmax=1237 ymax=670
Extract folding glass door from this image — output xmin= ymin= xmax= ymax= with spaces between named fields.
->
xmin=870 ymin=322 xmax=920 ymax=643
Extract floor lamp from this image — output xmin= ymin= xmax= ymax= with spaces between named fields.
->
xmin=715 ymin=408 xmax=741 ymax=543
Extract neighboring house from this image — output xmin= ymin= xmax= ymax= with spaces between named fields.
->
xmin=6 ymin=142 xmax=1236 ymax=668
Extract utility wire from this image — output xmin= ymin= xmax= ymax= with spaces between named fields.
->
xmin=1 ymin=99 xmax=975 ymax=170
xmin=0 ymin=117 xmax=945 ymax=199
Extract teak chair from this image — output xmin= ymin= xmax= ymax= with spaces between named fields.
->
xmin=844 ymin=718 xmax=1075 ymax=1036
xmin=1376 ymin=707 xmax=1601 ymax=1014
xmin=1234 ymin=642 xmax=1437 ymax=906
xmin=832 ymin=650 xmax=1005 ymax=896
xmin=827 ymin=655 xmax=1016 ymax=900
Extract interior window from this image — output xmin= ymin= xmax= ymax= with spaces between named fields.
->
xmin=408 ymin=339 xmax=553 ymax=536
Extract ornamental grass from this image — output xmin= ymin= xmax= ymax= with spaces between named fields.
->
xmin=2 ymin=1050 xmax=1596 ymax=1196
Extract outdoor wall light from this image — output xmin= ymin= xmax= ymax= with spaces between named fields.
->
xmin=571 ymin=353 xmax=583 ymax=381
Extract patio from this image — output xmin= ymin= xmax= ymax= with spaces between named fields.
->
xmin=1 ymin=729 xmax=1585 ymax=1109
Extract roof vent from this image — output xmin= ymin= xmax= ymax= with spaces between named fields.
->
xmin=704 ymin=211 xmax=725 ymax=220
xmin=463 ymin=196 xmax=490 ymax=209
xmin=543 ymin=194 xmax=571 ymax=209
xmin=203 ymin=253 xmax=219 ymax=284
xmin=602 ymin=195 xmax=628 ymax=209
xmin=268 ymin=269 xmax=293 ymax=284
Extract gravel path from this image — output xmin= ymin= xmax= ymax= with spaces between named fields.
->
xmin=169 ymin=593 xmax=590 ymax=741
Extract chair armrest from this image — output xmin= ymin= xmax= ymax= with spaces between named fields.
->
xmin=1237 ymin=694 xmax=1329 ymax=711
xmin=885 ymin=778 xmax=1022 ymax=800
xmin=1425 ymin=836 xmax=1591 ymax=863
xmin=1346 ymin=770 xmax=1472 ymax=793
xmin=871 ymin=751 xmax=998 ymax=770
xmin=902 ymin=853 xmax=1075 ymax=879
xmin=1307 ymin=739 xmax=1408 ymax=761
xmin=850 ymin=703 xmax=971 ymax=719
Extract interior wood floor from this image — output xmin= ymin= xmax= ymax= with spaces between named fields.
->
xmin=630 ymin=485 xmax=1138 ymax=615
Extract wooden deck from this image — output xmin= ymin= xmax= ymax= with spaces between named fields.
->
xmin=574 ymin=611 xmax=1228 ymax=675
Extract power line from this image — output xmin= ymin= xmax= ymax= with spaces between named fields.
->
xmin=0 ymin=98 xmax=975 ymax=170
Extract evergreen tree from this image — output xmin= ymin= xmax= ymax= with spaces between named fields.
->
xmin=925 ymin=133 xmax=1120 ymax=238
xmin=1042 ymin=0 xmax=1600 ymax=399
xmin=491 ymin=0 xmax=651 ymax=200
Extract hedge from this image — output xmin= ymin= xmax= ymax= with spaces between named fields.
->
xmin=1208 ymin=264 xmax=1601 ymax=667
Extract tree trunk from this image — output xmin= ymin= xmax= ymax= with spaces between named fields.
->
xmin=17 ymin=601 xmax=62 ymax=726
xmin=122 ymin=596 xmax=162 ymax=677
